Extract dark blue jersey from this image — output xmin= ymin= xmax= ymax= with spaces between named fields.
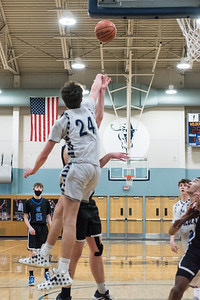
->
xmin=188 ymin=213 xmax=200 ymax=249
xmin=24 ymin=197 xmax=51 ymax=225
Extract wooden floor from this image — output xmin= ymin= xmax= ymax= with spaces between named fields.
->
xmin=0 ymin=239 xmax=194 ymax=300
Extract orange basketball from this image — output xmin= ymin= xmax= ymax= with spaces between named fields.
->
xmin=94 ymin=20 xmax=116 ymax=43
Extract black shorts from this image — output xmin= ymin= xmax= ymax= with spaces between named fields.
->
xmin=76 ymin=199 xmax=101 ymax=241
xmin=176 ymin=245 xmax=200 ymax=281
xmin=28 ymin=224 xmax=48 ymax=250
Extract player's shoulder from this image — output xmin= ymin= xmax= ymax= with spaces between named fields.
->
xmin=173 ymin=199 xmax=182 ymax=207
xmin=82 ymin=97 xmax=95 ymax=110
xmin=26 ymin=198 xmax=32 ymax=202
xmin=42 ymin=197 xmax=49 ymax=203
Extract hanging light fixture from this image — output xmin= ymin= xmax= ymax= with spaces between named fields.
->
xmin=59 ymin=11 xmax=76 ymax=26
xmin=177 ymin=57 xmax=191 ymax=70
xmin=165 ymin=84 xmax=177 ymax=95
xmin=71 ymin=57 xmax=85 ymax=69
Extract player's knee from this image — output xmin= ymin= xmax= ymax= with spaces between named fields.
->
xmin=94 ymin=236 xmax=103 ymax=256
xmin=170 ymin=284 xmax=185 ymax=299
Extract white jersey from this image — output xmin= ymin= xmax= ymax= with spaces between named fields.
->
xmin=49 ymin=97 xmax=100 ymax=166
xmin=172 ymin=199 xmax=199 ymax=250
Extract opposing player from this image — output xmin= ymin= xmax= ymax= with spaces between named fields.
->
xmin=169 ymin=178 xmax=200 ymax=299
xmin=170 ymin=178 xmax=194 ymax=253
xmin=56 ymin=146 xmax=128 ymax=300
xmin=23 ymin=183 xmax=52 ymax=285
xmin=19 ymin=74 xmax=110 ymax=291
xmin=168 ymin=178 xmax=200 ymax=300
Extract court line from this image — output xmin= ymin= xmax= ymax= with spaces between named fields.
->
xmin=0 ymin=244 xmax=22 ymax=253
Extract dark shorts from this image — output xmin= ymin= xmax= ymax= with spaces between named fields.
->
xmin=76 ymin=199 xmax=101 ymax=241
xmin=176 ymin=245 xmax=200 ymax=281
xmin=28 ymin=224 xmax=48 ymax=250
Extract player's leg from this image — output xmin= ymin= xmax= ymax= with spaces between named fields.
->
xmin=43 ymin=196 xmax=64 ymax=246
xmin=56 ymin=241 xmax=85 ymax=300
xmin=38 ymin=225 xmax=51 ymax=282
xmin=168 ymin=275 xmax=189 ymax=300
xmin=87 ymin=236 xmax=105 ymax=281
xmin=87 ymin=236 xmax=112 ymax=300
xmin=56 ymin=199 xmax=89 ymax=300
xmin=168 ymin=248 xmax=200 ymax=300
xmin=21 ymin=225 xmax=36 ymax=285
xmin=37 ymin=196 xmax=80 ymax=290
xmin=28 ymin=233 xmax=36 ymax=286
xmin=190 ymin=271 xmax=200 ymax=300
xmin=28 ymin=253 xmax=35 ymax=286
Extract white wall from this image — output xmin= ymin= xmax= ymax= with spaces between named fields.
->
xmin=1 ymin=105 xmax=198 ymax=171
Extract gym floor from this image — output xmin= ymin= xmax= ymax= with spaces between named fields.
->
xmin=0 ymin=239 xmax=194 ymax=300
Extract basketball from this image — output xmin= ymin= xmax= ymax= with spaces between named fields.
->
xmin=94 ymin=20 xmax=116 ymax=43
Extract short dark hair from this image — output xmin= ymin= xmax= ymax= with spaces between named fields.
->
xmin=178 ymin=178 xmax=191 ymax=187
xmin=33 ymin=182 xmax=44 ymax=189
xmin=60 ymin=81 xmax=83 ymax=109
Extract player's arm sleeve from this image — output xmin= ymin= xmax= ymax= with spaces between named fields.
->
xmin=82 ymin=97 xmax=96 ymax=115
xmin=48 ymin=118 xmax=66 ymax=143
xmin=172 ymin=203 xmax=179 ymax=224
xmin=23 ymin=200 xmax=29 ymax=214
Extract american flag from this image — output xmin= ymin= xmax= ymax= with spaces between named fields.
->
xmin=30 ymin=96 xmax=59 ymax=142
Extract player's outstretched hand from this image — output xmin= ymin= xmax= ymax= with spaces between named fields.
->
xmin=110 ymin=152 xmax=130 ymax=161
xmin=102 ymin=74 xmax=111 ymax=90
xmin=24 ymin=168 xmax=34 ymax=178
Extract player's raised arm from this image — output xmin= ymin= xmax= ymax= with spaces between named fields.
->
xmin=95 ymin=74 xmax=111 ymax=128
xmin=100 ymin=152 xmax=129 ymax=168
xmin=89 ymin=73 xmax=103 ymax=104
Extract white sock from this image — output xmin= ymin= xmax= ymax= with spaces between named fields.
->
xmin=194 ymin=288 xmax=200 ymax=298
xmin=97 ymin=283 xmax=107 ymax=294
xmin=57 ymin=257 xmax=70 ymax=273
xmin=40 ymin=242 xmax=53 ymax=257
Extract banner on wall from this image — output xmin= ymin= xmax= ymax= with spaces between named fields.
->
xmin=103 ymin=118 xmax=150 ymax=157
xmin=30 ymin=96 xmax=59 ymax=142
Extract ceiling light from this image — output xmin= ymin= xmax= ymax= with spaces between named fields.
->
xmin=0 ymin=90 xmax=2 ymax=94
xmin=71 ymin=57 xmax=85 ymax=69
xmin=177 ymin=57 xmax=191 ymax=70
xmin=165 ymin=84 xmax=177 ymax=95
xmin=59 ymin=11 xmax=76 ymax=26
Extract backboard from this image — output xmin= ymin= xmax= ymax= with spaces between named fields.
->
xmin=108 ymin=157 xmax=150 ymax=181
xmin=88 ymin=0 xmax=200 ymax=19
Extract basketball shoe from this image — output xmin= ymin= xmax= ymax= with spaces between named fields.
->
xmin=56 ymin=293 xmax=72 ymax=300
xmin=93 ymin=289 xmax=113 ymax=300
xmin=194 ymin=287 xmax=200 ymax=300
xmin=37 ymin=268 xmax=72 ymax=291
xmin=44 ymin=271 xmax=51 ymax=281
xmin=19 ymin=249 xmax=50 ymax=268
xmin=28 ymin=275 xmax=35 ymax=286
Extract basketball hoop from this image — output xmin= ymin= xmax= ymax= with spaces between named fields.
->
xmin=124 ymin=174 xmax=134 ymax=187
xmin=177 ymin=18 xmax=200 ymax=62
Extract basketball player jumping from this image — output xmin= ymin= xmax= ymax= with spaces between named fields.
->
xmin=20 ymin=73 xmax=111 ymax=291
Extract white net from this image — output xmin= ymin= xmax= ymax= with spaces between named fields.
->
xmin=177 ymin=18 xmax=200 ymax=62
xmin=124 ymin=175 xmax=134 ymax=186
